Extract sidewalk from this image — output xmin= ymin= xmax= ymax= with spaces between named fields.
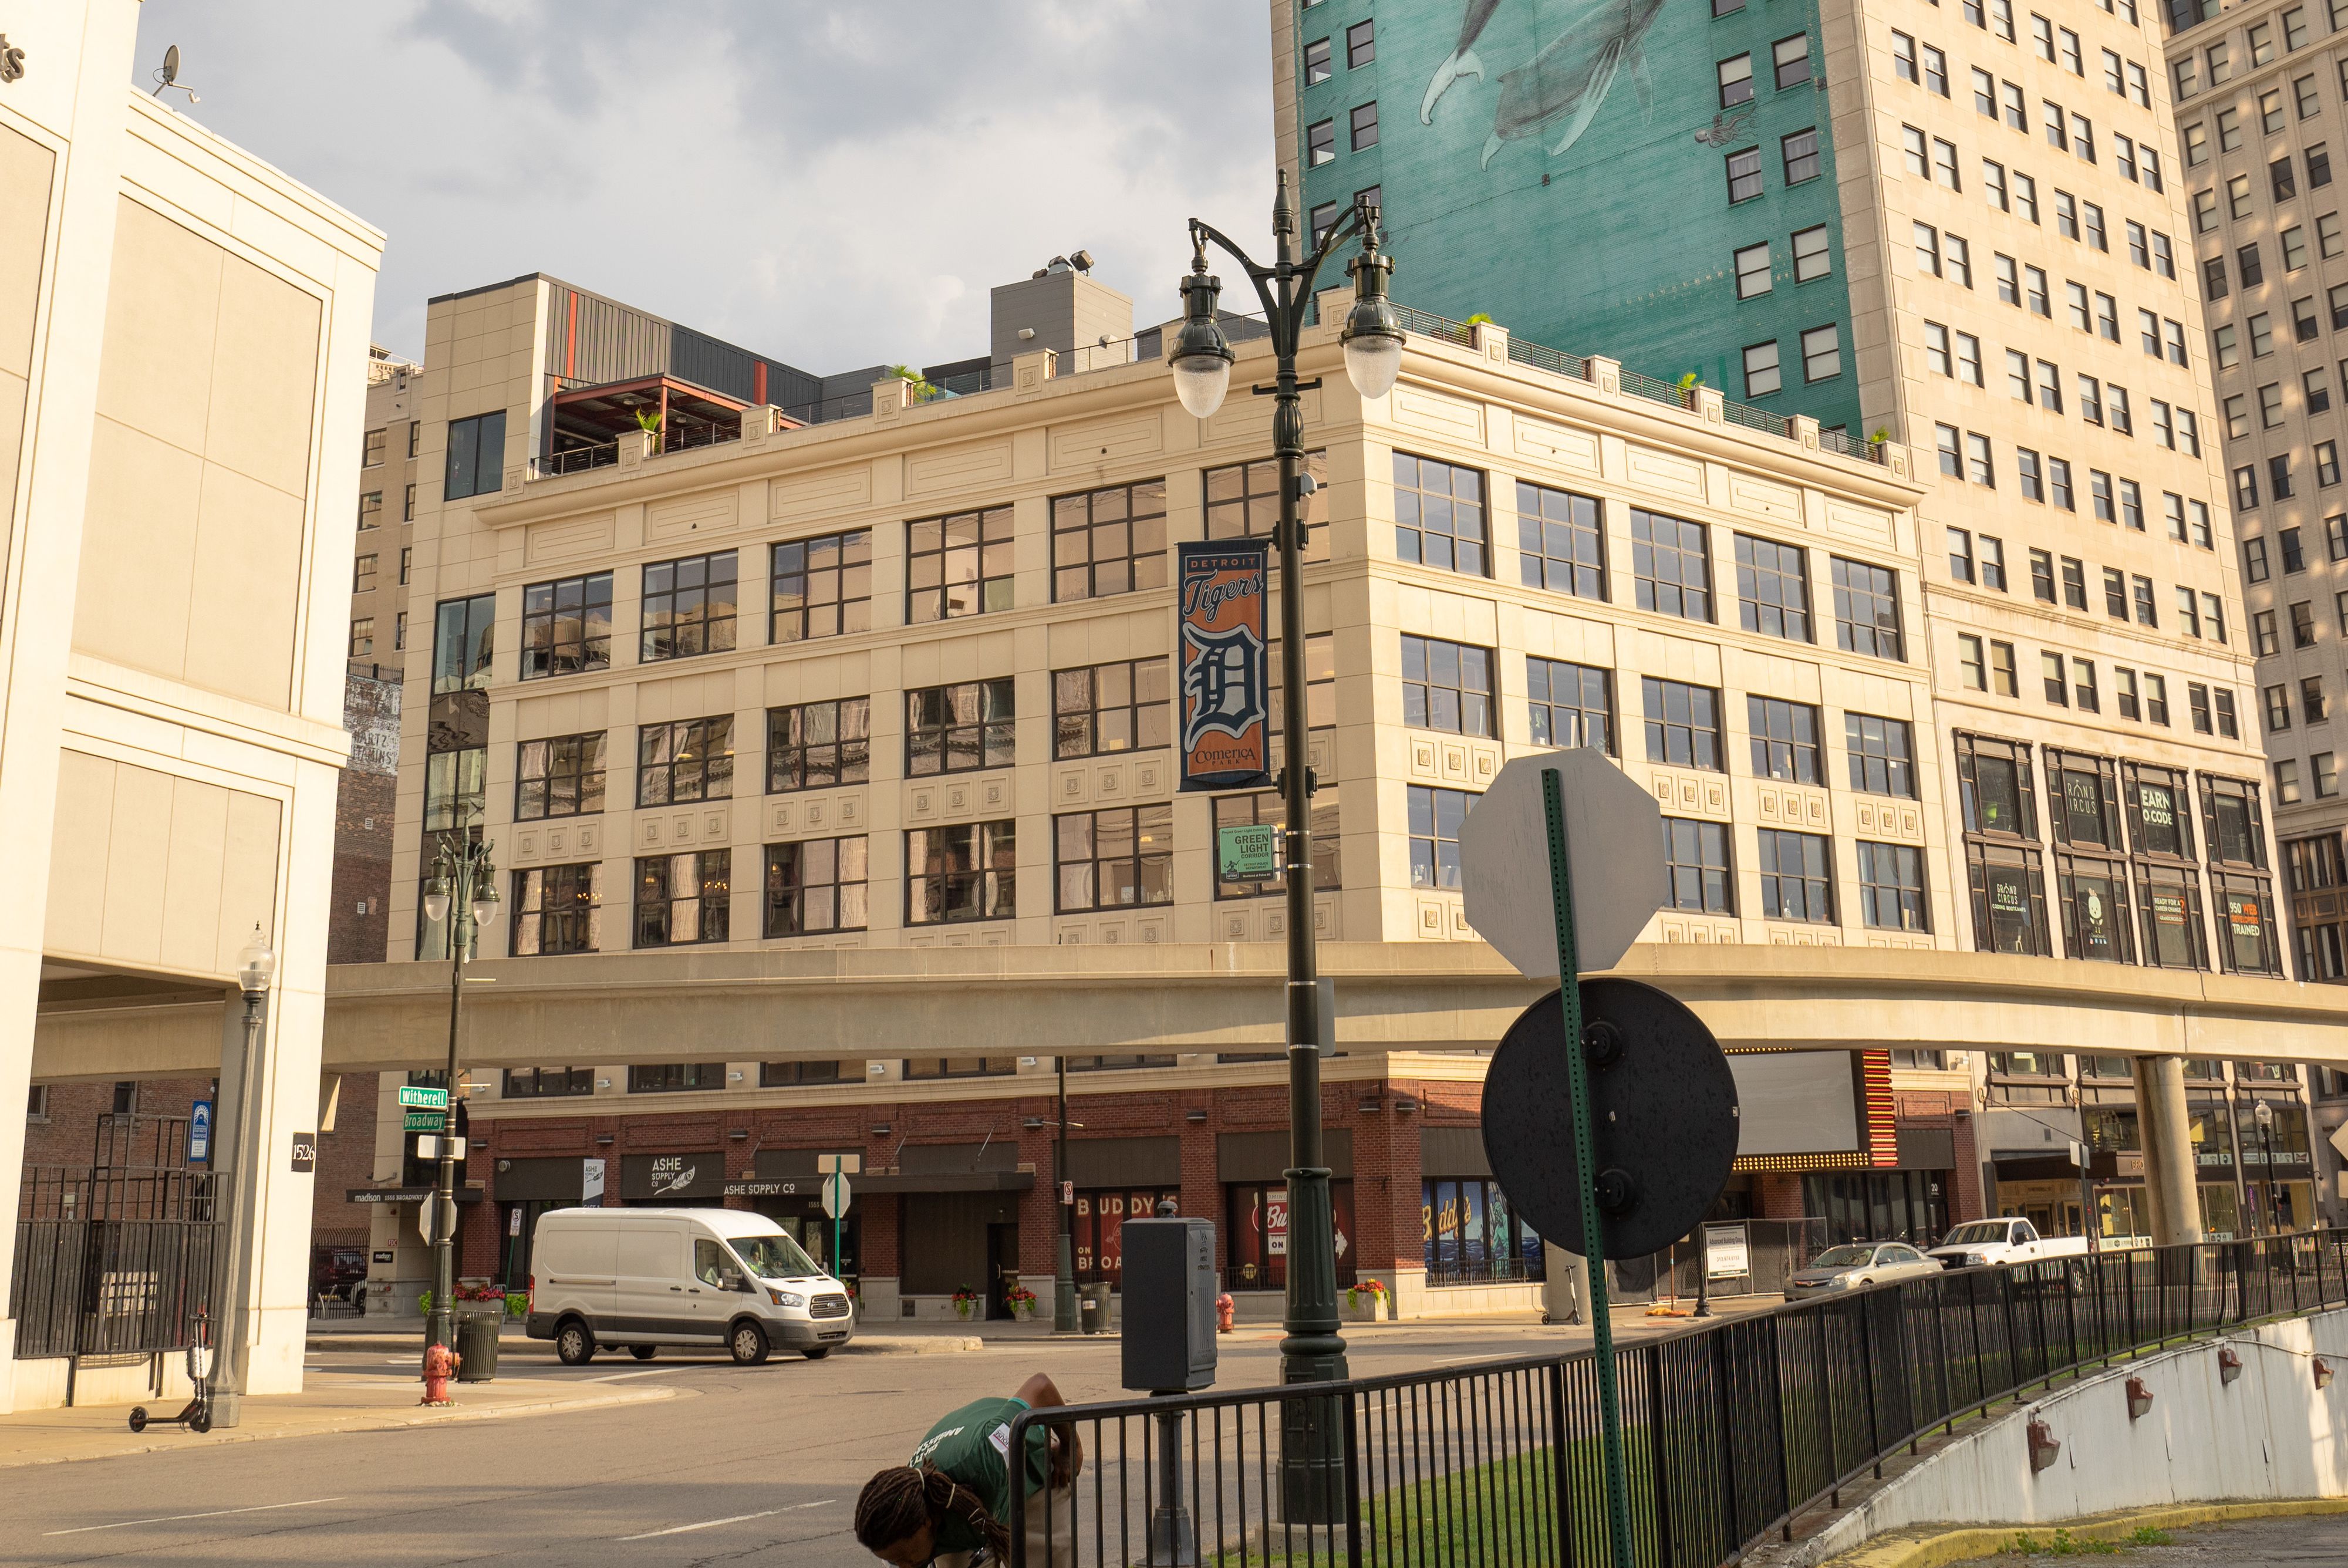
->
xmin=303 ymin=1321 xmax=983 ymax=1355
xmin=0 ymin=1367 xmax=679 ymax=1470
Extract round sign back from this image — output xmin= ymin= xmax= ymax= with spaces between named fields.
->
xmin=1478 ymin=978 xmax=1739 ymax=1260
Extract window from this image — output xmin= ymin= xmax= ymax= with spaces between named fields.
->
xmin=431 ymin=594 xmax=495 ymax=694
xmin=2072 ymin=658 xmax=2100 ymax=712
xmin=1858 ymin=843 xmax=1929 ymax=932
xmin=2073 ymin=114 xmax=2096 ymax=164
xmin=1643 ymin=678 xmax=1722 ymax=771
xmin=1996 ymin=254 xmax=2019 ymax=305
xmin=2259 ymin=610 xmax=2283 ymax=657
xmin=1054 ymin=804 xmax=1174 ymax=913
xmin=1720 ymin=52 xmax=1756 ymax=105
xmin=1663 ymin=818 xmax=1733 ymax=914
xmin=1303 ymin=35 xmax=1330 ymax=84
xmin=2060 ymin=557 xmax=2087 ymax=610
xmin=907 ymin=820 xmax=1016 ymax=924
xmin=1966 ymin=431 xmax=1994 ymax=485
xmin=907 ymin=507 xmax=1013 ymax=623
xmin=642 ymin=551 xmax=737 ymax=662
xmin=1392 ymin=455 xmax=1488 ymax=576
xmin=1307 ymin=119 xmax=1334 ymax=165
xmin=394 ymin=612 xmax=406 ymax=650
xmin=520 ymin=571 xmax=613 ymax=680
xmin=627 ymin=1063 xmax=725 ymax=1094
xmin=1401 ymin=636 xmax=1494 ymax=736
xmin=2134 ymin=575 xmax=2157 ymax=626
xmin=2281 ymin=760 xmax=2306 ymax=805
xmin=1737 ymin=241 xmax=1773 ymax=299
xmin=635 ymin=850 xmax=731 ymax=947
xmin=362 ymin=426 xmax=386 ymax=467
xmin=2116 ymin=667 xmax=2140 ymax=721
xmin=1773 ymin=32 xmax=1811 ymax=90
xmin=2315 ymin=144 xmax=2336 ymax=189
xmin=2014 ymin=171 xmax=2040 ymax=222
xmin=636 ymin=716 xmax=733 ymax=807
xmin=2029 ymin=548 xmax=2056 ymax=603
xmin=1932 ymin=136 xmax=1961 ymax=188
xmin=1743 ymin=340 xmax=1782 ymax=397
xmin=399 ymin=547 xmax=412 ymax=586
xmin=1938 ymin=424 xmax=1962 ymax=477
xmin=423 ymin=746 xmax=485 ymax=836
xmin=1981 ymin=535 xmax=2008 ymax=589
xmin=2008 ymin=349 xmax=2033 ymax=403
xmin=1727 ymin=146 xmax=1764 ymax=203
xmin=1956 ymin=735 xmax=2049 ymax=954
xmin=1782 ymin=129 xmax=1821 ymax=184
xmin=1631 ymin=509 xmax=1711 ymax=621
xmin=1757 ymin=829 xmax=1833 ymax=923
xmin=1054 ymin=479 xmax=1168 ymax=601
xmin=1801 ymin=324 xmax=1842 ymax=380
xmin=2025 ymin=265 xmax=2049 ymax=315
xmin=2307 ymin=677 xmax=2331 ymax=724
xmin=902 ymin=1057 xmax=1017 ymax=1081
xmin=1975 ymin=66 xmax=1998 ymax=116
xmin=2120 ymin=482 xmax=2143 ymax=532
xmin=1345 ymin=18 xmax=1373 ymax=68
xmin=1949 ymin=527 xmax=1976 ymax=584
xmin=357 ymin=492 xmax=382 ymax=532
xmin=1207 ymin=453 xmax=1330 ymax=564
xmin=1925 ymin=321 xmax=1952 ymax=377
xmin=1983 ymin=158 xmax=2009 ymax=210
xmin=444 ymin=410 xmax=507 ymax=501
xmin=1349 ymin=101 xmax=1378 ymax=151
xmin=511 ymin=862 xmax=601 ymax=956
xmin=1516 ymin=483 xmax=1605 ymax=600
xmin=1747 ymin=696 xmax=1821 ymax=784
xmin=348 ymin=617 xmax=373 ymax=657
xmin=1527 ymin=659 xmax=1612 ymax=753
xmin=1953 ymin=332 xmax=1983 ymax=386
xmin=1734 ymin=534 xmax=1811 ymax=642
xmin=2104 ymin=566 xmax=2128 ymax=619
xmin=2268 ymin=684 xmax=2295 ymax=733
xmin=1844 ymin=714 xmax=1917 ymax=798
xmin=1831 ymin=557 xmax=1903 ymax=659
xmin=2043 ymin=650 xmax=2070 ymax=705
xmin=2295 ymin=601 xmax=2320 ymax=648
xmin=768 ymin=698 xmax=870 ymax=793
xmin=765 ymin=837 xmax=868 ymax=935
xmin=758 ymin=529 xmax=870 ymax=649
xmin=908 ymin=679 xmax=1015 ymax=775
xmin=517 ymin=732 xmax=606 ymax=821
xmin=1959 ymin=633 xmax=1989 ymax=690
xmin=1054 ymin=659 xmax=1170 ymax=758
xmin=1212 ymin=792 xmax=1340 ymax=899
xmin=504 ymin=1067 xmax=593 ymax=1098
xmin=2285 ymin=527 xmax=2309 ymax=572
xmin=1408 ymin=786 xmax=1473 ymax=890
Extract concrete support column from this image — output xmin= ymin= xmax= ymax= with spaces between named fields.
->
xmin=2134 ymin=1054 xmax=2201 ymax=1246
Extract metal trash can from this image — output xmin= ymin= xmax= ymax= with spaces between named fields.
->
xmin=1079 ymin=1283 xmax=1111 ymax=1334
xmin=455 ymin=1312 xmax=500 ymax=1381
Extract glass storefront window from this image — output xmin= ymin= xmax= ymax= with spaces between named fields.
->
xmin=1421 ymin=1178 xmax=1545 ymax=1284
xmin=1225 ymin=1180 xmax=1354 ymax=1291
xmin=1072 ymin=1188 xmax=1180 ymax=1289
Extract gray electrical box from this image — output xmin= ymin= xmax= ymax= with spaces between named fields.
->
xmin=1119 ymin=1218 xmax=1218 ymax=1393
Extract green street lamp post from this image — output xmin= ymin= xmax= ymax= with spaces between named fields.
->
xmin=421 ymin=828 xmax=498 ymax=1354
xmin=1167 ymin=173 xmax=1405 ymax=1520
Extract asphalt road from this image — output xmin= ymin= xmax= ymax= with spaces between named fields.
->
xmin=8 ymin=1324 xmax=1591 ymax=1567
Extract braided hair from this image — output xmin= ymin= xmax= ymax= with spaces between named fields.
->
xmin=855 ymin=1462 xmax=1011 ymax=1562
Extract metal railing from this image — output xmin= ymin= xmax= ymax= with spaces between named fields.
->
xmin=12 ymin=1163 xmax=220 ymax=1363
xmin=1504 ymin=336 xmax=1589 ymax=383
xmin=1817 ymin=426 xmax=1888 ymax=463
xmin=1393 ymin=304 xmax=1477 ymax=346
xmin=1618 ymin=368 xmax=1693 ymax=412
xmin=535 ymin=443 xmax=618 ymax=477
xmin=1008 ymin=1228 xmax=2348 ymax=1568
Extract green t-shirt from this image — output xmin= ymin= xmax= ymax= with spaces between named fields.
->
xmin=909 ymin=1395 xmax=1053 ymax=1553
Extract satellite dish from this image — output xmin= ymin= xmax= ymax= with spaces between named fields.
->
xmin=151 ymin=45 xmax=199 ymax=103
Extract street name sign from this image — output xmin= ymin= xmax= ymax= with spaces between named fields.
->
xmin=1458 ymin=750 xmax=1666 ymax=976
xmin=403 ymin=1111 xmax=444 ymax=1133
xmin=396 ymin=1086 xmax=448 ymax=1110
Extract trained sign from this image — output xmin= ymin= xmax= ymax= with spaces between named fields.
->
xmin=397 ymin=1085 xmax=449 ymax=1111
xmin=1458 ymin=750 xmax=1667 ymax=976
xmin=1176 ymin=540 xmax=1271 ymax=791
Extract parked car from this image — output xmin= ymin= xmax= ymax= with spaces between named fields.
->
xmin=1783 ymin=1241 xmax=1942 ymax=1299
xmin=1926 ymin=1217 xmax=2090 ymax=1271
xmin=309 ymin=1245 xmax=367 ymax=1303
xmin=525 ymin=1207 xmax=854 ymax=1366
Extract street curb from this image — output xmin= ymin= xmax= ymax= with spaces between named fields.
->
xmin=303 ymin=1333 xmax=981 ymax=1355
xmin=0 ymin=1385 xmax=679 ymax=1469
xmin=1817 ymin=1496 xmax=2348 ymax=1567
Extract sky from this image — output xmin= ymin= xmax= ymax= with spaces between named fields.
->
xmin=130 ymin=1 xmax=1279 ymax=375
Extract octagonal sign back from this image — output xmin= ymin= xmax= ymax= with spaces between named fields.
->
xmin=1458 ymin=749 xmax=1666 ymax=977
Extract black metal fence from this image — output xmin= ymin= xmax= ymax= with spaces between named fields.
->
xmin=1008 ymin=1229 xmax=2348 ymax=1568
xmin=11 ymin=1160 xmax=218 ymax=1363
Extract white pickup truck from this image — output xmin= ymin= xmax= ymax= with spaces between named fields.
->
xmin=1927 ymin=1216 xmax=2091 ymax=1270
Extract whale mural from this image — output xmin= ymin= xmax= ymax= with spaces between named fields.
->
xmin=1420 ymin=0 xmax=1668 ymax=167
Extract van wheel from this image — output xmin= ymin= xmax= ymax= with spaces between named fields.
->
xmin=630 ymin=1346 xmax=656 ymax=1361
xmin=802 ymin=1347 xmax=831 ymax=1361
xmin=729 ymin=1321 xmax=770 ymax=1366
xmin=555 ymin=1320 xmax=596 ymax=1365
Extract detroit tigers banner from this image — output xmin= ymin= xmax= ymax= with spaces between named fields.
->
xmin=1176 ymin=539 xmax=1273 ymax=792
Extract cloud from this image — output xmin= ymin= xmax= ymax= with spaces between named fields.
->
xmin=132 ymin=0 xmax=1277 ymax=374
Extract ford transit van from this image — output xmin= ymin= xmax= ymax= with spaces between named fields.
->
xmin=525 ymin=1208 xmax=853 ymax=1365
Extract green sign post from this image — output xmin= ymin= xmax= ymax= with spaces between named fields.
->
xmin=1541 ymin=768 xmax=1632 ymax=1568
xmin=1215 ymin=822 xmax=1278 ymax=884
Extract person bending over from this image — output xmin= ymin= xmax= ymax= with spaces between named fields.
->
xmin=855 ymin=1372 xmax=1083 ymax=1567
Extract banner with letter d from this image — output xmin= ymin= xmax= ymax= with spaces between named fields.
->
xmin=1177 ymin=539 xmax=1273 ymax=791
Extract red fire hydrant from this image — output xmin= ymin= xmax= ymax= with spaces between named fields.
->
xmin=420 ymin=1341 xmax=461 ymax=1406
xmin=1216 ymin=1292 xmax=1236 ymax=1334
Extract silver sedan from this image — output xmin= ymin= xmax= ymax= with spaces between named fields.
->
xmin=1783 ymin=1241 xmax=1944 ymax=1300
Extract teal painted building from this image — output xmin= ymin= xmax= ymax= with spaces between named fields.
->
xmin=1291 ymin=0 xmax=1864 ymax=433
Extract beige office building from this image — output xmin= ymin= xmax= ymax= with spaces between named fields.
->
xmin=0 ymin=2 xmax=382 ymax=1409
xmin=286 ymin=220 xmax=2348 ymax=1327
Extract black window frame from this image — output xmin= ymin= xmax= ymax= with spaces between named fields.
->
xmin=519 ymin=571 xmax=613 ymax=680
xmin=767 ymin=697 xmax=872 ymax=793
xmin=640 ymin=550 xmax=738 ymax=663
xmin=907 ymin=678 xmax=1017 ymax=777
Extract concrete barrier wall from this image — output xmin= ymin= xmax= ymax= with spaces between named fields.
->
xmin=1802 ymin=1307 xmax=2348 ymax=1562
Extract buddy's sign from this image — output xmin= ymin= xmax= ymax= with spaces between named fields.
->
xmin=1176 ymin=540 xmax=1272 ymax=791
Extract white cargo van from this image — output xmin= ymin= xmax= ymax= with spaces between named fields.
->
xmin=525 ymin=1208 xmax=854 ymax=1365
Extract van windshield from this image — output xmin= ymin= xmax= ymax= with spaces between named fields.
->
xmin=731 ymin=1233 xmax=822 ymax=1280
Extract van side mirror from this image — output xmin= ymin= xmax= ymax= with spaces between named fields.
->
xmin=731 ymin=1273 xmax=755 ymax=1293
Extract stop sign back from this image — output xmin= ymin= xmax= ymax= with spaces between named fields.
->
xmin=1458 ymin=749 xmax=1666 ymax=976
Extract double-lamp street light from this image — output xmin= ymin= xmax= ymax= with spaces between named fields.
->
xmin=421 ymin=828 xmax=499 ymax=1354
xmin=1163 ymin=173 xmax=1404 ymax=1517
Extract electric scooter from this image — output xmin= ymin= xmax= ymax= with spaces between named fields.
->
xmin=128 ymin=1308 xmax=212 ymax=1434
